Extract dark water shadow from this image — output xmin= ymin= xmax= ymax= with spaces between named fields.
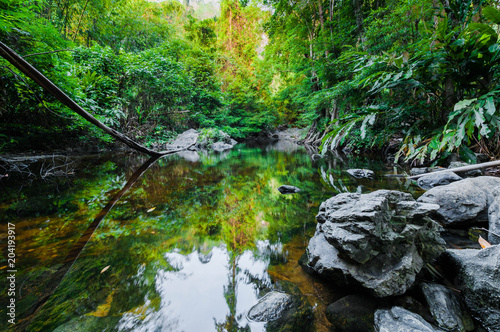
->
xmin=16 ymin=155 xmax=161 ymax=331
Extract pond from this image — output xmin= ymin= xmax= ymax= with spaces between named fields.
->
xmin=0 ymin=141 xmax=423 ymax=331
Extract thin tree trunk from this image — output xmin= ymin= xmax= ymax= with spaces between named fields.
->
xmin=0 ymin=42 xmax=171 ymax=156
xmin=353 ymin=0 xmax=364 ymax=43
xmin=317 ymin=0 xmax=328 ymax=56
xmin=73 ymin=0 xmax=91 ymax=41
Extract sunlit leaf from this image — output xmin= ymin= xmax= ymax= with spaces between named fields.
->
xmin=454 ymin=99 xmax=476 ymax=112
xmin=479 ymin=236 xmax=492 ymax=249
xmin=484 ymin=97 xmax=496 ymax=116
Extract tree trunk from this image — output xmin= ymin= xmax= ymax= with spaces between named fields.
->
xmin=353 ymin=0 xmax=365 ymax=43
xmin=317 ymin=0 xmax=329 ymax=56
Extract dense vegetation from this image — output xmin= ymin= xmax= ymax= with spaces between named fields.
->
xmin=2 ymin=0 xmax=500 ymax=164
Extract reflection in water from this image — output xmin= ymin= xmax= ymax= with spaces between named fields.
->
xmin=118 ymin=245 xmax=272 ymax=332
xmin=0 ymin=144 xmax=424 ymax=332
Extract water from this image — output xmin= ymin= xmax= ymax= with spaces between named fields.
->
xmin=0 ymin=142 xmax=422 ymax=331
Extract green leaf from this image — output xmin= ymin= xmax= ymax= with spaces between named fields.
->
xmin=360 ymin=113 xmax=376 ymax=139
xmin=468 ymin=23 xmax=498 ymax=40
xmin=489 ymin=43 xmax=500 ymax=53
xmin=483 ymin=7 xmax=500 ymax=25
xmin=484 ymin=97 xmax=496 ymax=116
xmin=459 ymin=146 xmax=477 ymax=164
xmin=454 ymin=99 xmax=476 ymax=112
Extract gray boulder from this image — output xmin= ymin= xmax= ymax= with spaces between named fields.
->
xmin=305 ymin=190 xmax=445 ymax=297
xmin=411 ymin=167 xmax=429 ymax=176
xmin=166 ymin=129 xmax=199 ymax=150
xmin=488 ymin=196 xmax=500 ymax=245
xmin=443 ymin=246 xmax=500 ymax=332
xmin=277 ymin=185 xmax=301 ymax=194
xmin=168 ymin=128 xmax=238 ymax=152
xmin=211 ymin=141 xmax=234 ymax=152
xmin=374 ymin=307 xmax=444 ymax=332
xmin=417 ymin=177 xmax=500 ymax=225
xmin=248 ymin=292 xmax=293 ymax=322
xmin=421 ymin=283 xmax=473 ymax=332
xmin=417 ymin=171 xmax=463 ymax=190
xmin=346 ymin=168 xmax=375 ymax=179
xmin=247 ymin=282 xmax=313 ymax=332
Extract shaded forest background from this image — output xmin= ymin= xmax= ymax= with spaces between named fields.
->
xmin=2 ymin=0 xmax=500 ymax=164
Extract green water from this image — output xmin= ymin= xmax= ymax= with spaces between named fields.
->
xmin=0 ymin=142 xmax=417 ymax=332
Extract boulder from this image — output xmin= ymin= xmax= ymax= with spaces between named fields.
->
xmin=305 ymin=190 xmax=445 ymax=297
xmin=416 ymin=171 xmax=462 ymax=190
xmin=166 ymin=129 xmax=199 ymax=150
xmin=346 ymin=168 xmax=375 ymax=179
xmin=211 ymin=141 xmax=234 ymax=152
xmin=169 ymin=128 xmax=238 ymax=152
xmin=421 ymin=283 xmax=473 ymax=332
xmin=417 ymin=177 xmax=500 ymax=225
xmin=247 ymin=281 xmax=313 ymax=332
xmin=411 ymin=167 xmax=429 ymax=176
xmin=248 ymin=292 xmax=293 ymax=322
xmin=374 ymin=306 xmax=444 ymax=332
xmin=325 ymin=294 xmax=378 ymax=332
xmin=277 ymin=185 xmax=301 ymax=194
xmin=443 ymin=246 xmax=500 ymax=332
xmin=488 ymin=196 xmax=500 ymax=245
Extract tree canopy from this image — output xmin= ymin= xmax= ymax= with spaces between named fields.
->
xmin=2 ymin=0 xmax=500 ymax=163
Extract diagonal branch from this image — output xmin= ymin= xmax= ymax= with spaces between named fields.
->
xmin=0 ymin=41 xmax=174 ymax=157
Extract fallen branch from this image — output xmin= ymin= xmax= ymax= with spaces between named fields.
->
xmin=0 ymin=41 xmax=173 ymax=157
xmin=407 ymin=160 xmax=500 ymax=179
xmin=23 ymin=49 xmax=74 ymax=58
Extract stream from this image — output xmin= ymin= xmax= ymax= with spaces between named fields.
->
xmin=1 ymin=141 xmax=435 ymax=331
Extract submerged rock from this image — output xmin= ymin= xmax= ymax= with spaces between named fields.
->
xmin=443 ymin=245 xmax=500 ymax=332
xmin=304 ymin=190 xmax=445 ymax=297
xmin=277 ymin=185 xmax=301 ymax=194
xmin=248 ymin=292 xmax=293 ymax=322
xmin=346 ymin=168 xmax=375 ymax=179
xmin=421 ymin=283 xmax=473 ymax=332
xmin=417 ymin=177 xmax=500 ymax=225
xmin=325 ymin=294 xmax=378 ymax=332
xmin=374 ymin=306 xmax=444 ymax=332
xmin=247 ymin=282 xmax=313 ymax=332
xmin=416 ymin=171 xmax=462 ymax=190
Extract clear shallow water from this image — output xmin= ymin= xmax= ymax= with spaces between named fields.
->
xmin=0 ymin=142 xmax=422 ymax=332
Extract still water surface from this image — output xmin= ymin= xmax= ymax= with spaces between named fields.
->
xmin=0 ymin=142 xmax=417 ymax=331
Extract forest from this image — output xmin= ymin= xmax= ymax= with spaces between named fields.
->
xmin=2 ymin=0 xmax=500 ymax=162
xmin=3 ymin=1 xmax=500 ymax=331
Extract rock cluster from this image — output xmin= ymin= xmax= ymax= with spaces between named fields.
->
xmin=166 ymin=129 xmax=238 ymax=152
xmin=304 ymin=190 xmax=445 ymax=297
xmin=417 ymin=176 xmax=500 ymax=226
